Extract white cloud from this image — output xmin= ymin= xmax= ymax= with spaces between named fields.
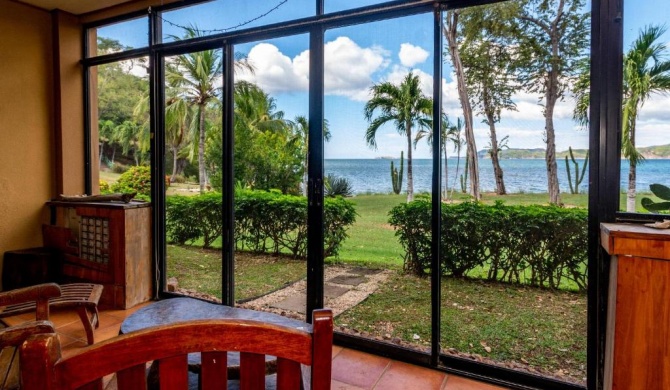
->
xmin=236 ymin=43 xmax=308 ymax=94
xmin=398 ymin=43 xmax=429 ymax=67
xmin=237 ymin=37 xmax=389 ymax=100
xmin=323 ymin=36 xmax=390 ymax=100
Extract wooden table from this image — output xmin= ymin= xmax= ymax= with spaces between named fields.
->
xmin=121 ymin=297 xmax=309 ymax=384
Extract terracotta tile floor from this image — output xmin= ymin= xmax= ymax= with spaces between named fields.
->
xmin=5 ymin=303 xmax=508 ymax=389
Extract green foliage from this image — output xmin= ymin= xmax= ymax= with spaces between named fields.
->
xmin=99 ymin=180 xmax=111 ymax=194
xmin=565 ymin=146 xmax=589 ymax=194
xmin=208 ymin=81 xmax=303 ymax=195
xmin=389 ymin=201 xmax=588 ymax=290
xmin=110 ymin=165 xmax=151 ymax=200
xmin=166 ymin=190 xmax=357 ymax=256
xmin=641 ymin=184 xmax=670 ymax=212
xmin=324 ymin=174 xmax=354 ymax=198
xmin=390 ymin=151 xmax=404 ymax=195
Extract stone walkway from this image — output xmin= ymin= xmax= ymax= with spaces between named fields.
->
xmin=240 ymin=265 xmax=392 ymax=317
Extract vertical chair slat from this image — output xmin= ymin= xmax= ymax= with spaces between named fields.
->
xmin=78 ymin=379 xmax=103 ymax=390
xmin=117 ymin=363 xmax=148 ymax=390
xmin=276 ymin=357 xmax=300 ymax=390
xmin=311 ymin=309 xmax=334 ymax=390
xmin=240 ymin=352 xmax=265 ymax=390
xmin=158 ymin=354 xmax=188 ymax=390
xmin=201 ymin=351 xmax=228 ymax=390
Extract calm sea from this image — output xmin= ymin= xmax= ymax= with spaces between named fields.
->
xmin=324 ymin=158 xmax=670 ymax=195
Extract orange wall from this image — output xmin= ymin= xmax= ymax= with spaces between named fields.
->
xmin=0 ymin=1 xmax=55 ymax=288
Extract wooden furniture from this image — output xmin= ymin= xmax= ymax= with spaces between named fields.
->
xmin=120 ymin=298 xmax=310 ymax=380
xmin=601 ymin=223 xmax=670 ymax=390
xmin=20 ymin=307 xmax=334 ymax=390
xmin=44 ymin=200 xmax=152 ymax=309
xmin=0 ymin=283 xmax=60 ymax=390
xmin=2 ymin=247 xmax=61 ymax=291
xmin=0 ymin=283 xmax=102 ymax=345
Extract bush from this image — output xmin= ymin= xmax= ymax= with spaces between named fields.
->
xmin=111 ymin=165 xmax=151 ymax=200
xmin=99 ymin=180 xmax=111 ymax=194
xmin=166 ymin=190 xmax=357 ymax=257
xmin=389 ymin=201 xmax=588 ymax=290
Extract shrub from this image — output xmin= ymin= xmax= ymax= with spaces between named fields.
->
xmin=325 ymin=174 xmax=354 ymax=197
xmin=389 ymin=200 xmax=588 ymax=290
xmin=166 ymin=190 xmax=357 ymax=257
xmin=111 ymin=165 xmax=151 ymax=200
xmin=112 ymin=163 xmax=128 ymax=174
xmin=99 ymin=180 xmax=111 ymax=194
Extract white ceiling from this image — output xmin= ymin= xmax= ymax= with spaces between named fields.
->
xmin=15 ymin=0 xmax=137 ymax=15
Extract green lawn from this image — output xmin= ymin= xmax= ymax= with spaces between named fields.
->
xmin=336 ymin=272 xmax=587 ymax=381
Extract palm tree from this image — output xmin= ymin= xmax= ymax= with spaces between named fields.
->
xmin=167 ymin=26 xmax=253 ymax=194
xmin=291 ymin=116 xmax=331 ymax=196
xmin=622 ymin=25 xmax=670 ymax=212
xmin=364 ymin=72 xmax=432 ymax=202
xmin=414 ymin=112 xmax=461 ymax=199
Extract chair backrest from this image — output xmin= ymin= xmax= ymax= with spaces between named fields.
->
xmin=20 ymin=309 xmax=333 ymax=390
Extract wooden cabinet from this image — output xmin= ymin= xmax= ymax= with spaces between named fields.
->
xmin=44 ymin=201 xmax=153 ymax=309
xmin=601 ymin=223 xmax=670 ymax=390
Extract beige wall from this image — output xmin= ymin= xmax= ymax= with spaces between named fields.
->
xmin=0 ymin=1 xmax=55 ymax=288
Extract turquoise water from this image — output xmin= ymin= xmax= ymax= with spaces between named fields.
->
xmin=324 ymin=158 xmax=670 ymax=194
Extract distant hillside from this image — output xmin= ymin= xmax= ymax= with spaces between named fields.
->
xmin=478 ymin=144 xmax=670 ymax=159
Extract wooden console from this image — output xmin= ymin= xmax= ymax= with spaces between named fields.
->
xmin=44 ymin=200 xmax=152 ymax=309
xmin=601 ymin=223 xmax=670 ymax=390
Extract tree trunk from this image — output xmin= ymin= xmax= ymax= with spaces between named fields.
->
xmin=406 ymin=121 xmax=414 ymax=202
xmin=486 ymin=110 xmax=506 ymax=195
xmin=627 ymin=160 xmax=637 ymax=212
xmin=171 ymin=146 xmax=179 ymax=182
xmin=545 ymin=90 xmax=561 ymax=205
xmin=99 ymin=142 xmax=105 ymax=168
xmin=198 ymin=104 xmax=207 ymax=194
xmin=445 ymin=12 xmax=480 ymax=200
xmin=443 ymin=146 xmax=448 ymax=199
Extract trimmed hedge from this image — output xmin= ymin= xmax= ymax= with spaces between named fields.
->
xmin=166 ymin=190 xmax=357 ymax=258
xmin=388 ymin=201 xmax=587 ymax=290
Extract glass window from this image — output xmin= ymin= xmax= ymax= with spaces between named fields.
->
xmin=89 ymin=57 xmax=150 ymax=197
xmin=88 ymin=16 xmax=149 ymax=56
xmin=619 ymin=0 xmax=670 ymax=213
xmin=160 ymin=0 xmax=315 ymax=43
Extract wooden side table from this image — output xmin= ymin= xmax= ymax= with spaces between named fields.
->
xmin=601 ymin=223 xmax=670 ymax=390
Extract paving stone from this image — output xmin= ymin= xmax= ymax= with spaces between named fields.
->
xmin=324 ymin=284 xmax=349 ymax=298
xmin=328 ymin=275 xmax=367 ymax=286
xmin=270 ymin=294 xmax=306 ymax=314
xmin=349 ymin=267 xmax=382 ymax=276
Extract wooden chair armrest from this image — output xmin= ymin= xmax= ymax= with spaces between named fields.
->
xmin=0 ymin=283 xmax=61 ymax=320
xmin=0 ymin=320 xmax=55 ymax=347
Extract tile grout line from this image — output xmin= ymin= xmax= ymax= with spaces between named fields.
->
xmin=370 ymin=360 xmax=392 ymax=390
xmin=440 ymin=373 xmax=450 ymax=389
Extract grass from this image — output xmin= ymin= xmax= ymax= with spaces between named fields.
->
xmin=166 ymin=245 xmax=305 ymax=301
xmin=336 ymin=272 xmax=587 ymax=380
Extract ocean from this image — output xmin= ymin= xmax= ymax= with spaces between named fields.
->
xmin=324 ymin=158 xmax=670 ymax=195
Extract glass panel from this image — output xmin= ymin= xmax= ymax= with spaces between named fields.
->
xmin=324 ymin=14 xmax=433 ymax=349
xmin=619 ymin=0 xmax=670 ymax=213
xmin=89 ymin=17 xmax=148 ymax=56
xmin=90 ymin=57 xmax=150 ymax=196
xmin=163 ymin=46 xmax=224 ymax=301
xmin=161 ymin=0 xmax=314 ymax=43
xmin=439 ymin=2 xmax=589 ymax=385
xmin=232 ymin=35 xmax=309 ymax=311
xmin=324 ymin=0 xmax=408 ymax=14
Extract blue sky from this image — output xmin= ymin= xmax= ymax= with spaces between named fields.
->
xmin=100 ymin=0 xmax=670 ymax=159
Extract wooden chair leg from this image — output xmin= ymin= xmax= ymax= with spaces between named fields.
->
xmin=76 ymin=307 xmax=95 ymax=345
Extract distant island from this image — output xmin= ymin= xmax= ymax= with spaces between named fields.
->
xmin=476 ymin=144 xmax=670 ymax=159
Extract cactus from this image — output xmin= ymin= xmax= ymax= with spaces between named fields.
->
xmin=641 ymin=184 xmax=670 ymax=212
xmin=565 ymin=147 xmax=589 ymax=194
xmin=460 ymin=157 xmax=469 ymax=193
xmin=391 ymin=151 xmax=404 ymax=195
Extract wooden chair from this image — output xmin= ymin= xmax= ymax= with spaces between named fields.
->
xmin=0 ymin=283 xmax=62 ymax=390
xmin=20 ymin=309 xmax=333 ymax=390
xmin=0 ymin=283 xmax=103 ymax=345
